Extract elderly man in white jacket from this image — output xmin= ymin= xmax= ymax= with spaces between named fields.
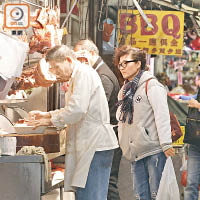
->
xmin=28 ymin=45 xmax=119 ymax=200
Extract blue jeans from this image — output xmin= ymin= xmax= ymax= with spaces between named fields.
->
xmin=184 ymin=144 xmax=200 ymax=200
xmin=107 ymin=147 xmax=122 ymax=200
xmin=76 ymin=149 xmax=114 ymax=200
xmin=131 ymin=152 xmax=166 ymax=200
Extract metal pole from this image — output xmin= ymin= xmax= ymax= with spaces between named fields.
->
xmin=60 ymin=186 xmax=63 ymax=200
xmin=88 ymin=0 xmax=95 ymax=41
xmin=61 ymin=0 xmax=78 ymax=29
xmin=96 ymin=0 xmax=103 ymax=55
xmin=132 ymin=0 xmax=153 ymax=29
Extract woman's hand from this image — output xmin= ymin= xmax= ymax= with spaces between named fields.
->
xmin=164 ymin=147 xmax=175 ymax=158
xmin=188 ymin=98 xmax=200 ymax=109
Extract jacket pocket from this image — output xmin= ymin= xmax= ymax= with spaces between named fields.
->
xmin=129 ymin=126 xmax=159 ymax=160
xmin=129 ymin=126 xmax=152 ymax=143
xmin=145 ymin=128 xmax=149 ymax=135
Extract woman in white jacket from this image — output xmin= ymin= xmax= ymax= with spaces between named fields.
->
xmin=114 ymin=45 xmax=175 ymax=200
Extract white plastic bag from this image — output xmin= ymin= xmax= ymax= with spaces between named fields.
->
xmin=0 ymin=32 xmax=29 ymax=79
xmin=156 ymin=157 xmax=180 ymax=200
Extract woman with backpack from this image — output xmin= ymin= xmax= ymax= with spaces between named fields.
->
xmin=114 ymin=45 xmax=175 ymax=199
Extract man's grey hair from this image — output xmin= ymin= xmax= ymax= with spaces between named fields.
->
xmin=46 ymin=45 xmax=76 ymax=62
xmin=74 ymin=39 xmax=99 ymax=55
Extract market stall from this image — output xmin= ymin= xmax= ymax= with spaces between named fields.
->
xmin=0 ymin=57 xmax=64 ymax=200
xmin=0 ymin=1 xmax=66 ymax=199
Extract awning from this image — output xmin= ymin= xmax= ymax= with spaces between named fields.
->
xmin=168 ymin=96 xmax=188 ymax=126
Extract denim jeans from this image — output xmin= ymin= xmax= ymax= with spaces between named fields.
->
xmin=184 ymin=144 xmax=200 ymax=200
xmin=107 ymin=147 xmax=122 ymax=200
xmin=76 ymin=149 xmax=114 ymax=200
xmin=131 ymin=152 xmax=166 ymax=200
xmin=107 ymin=126 xmax=122 ymax=200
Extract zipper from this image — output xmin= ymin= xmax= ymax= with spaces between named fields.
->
xmin=186 ymin=118 xmax=200 ymax=122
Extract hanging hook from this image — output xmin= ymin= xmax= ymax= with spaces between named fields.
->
xmin=21 ymin=0 xmax=44 ymax=8
xmin=130 ymin=0 xmax=135 ymax=45
xmin=117 ymin=0 xmax=123 ymax=46
xmin=61 ymin=0 xmax=78 ymax=28
xmin=44 ymin=0 xmax=47 ymax=8
xmin=84 ymin=4 xmax=89 ymax=38
xmin=105 ymin=2 xmax=109 ymax=22
xmin=126 ymin=0 xmax=129 ymax=14
xmin=97 ymin=0 xmax=104 ymax=31
xmin=114 ymin=0 xmax=120 ymax=47
xmin=79 ymin=0 xmax=82 ymax=38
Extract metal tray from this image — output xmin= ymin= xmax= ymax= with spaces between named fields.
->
xmin=0 ymin=99 xmax=28 ymax=105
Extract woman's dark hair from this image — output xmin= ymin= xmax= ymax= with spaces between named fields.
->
xmin=113 ymin=45 xmax=147 ymax=70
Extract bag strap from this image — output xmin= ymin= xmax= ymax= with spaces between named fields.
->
xmin=197 ymin=88 xmax=200 ymax=102
xmin=145 ymin=78 xmax=154 ymax=96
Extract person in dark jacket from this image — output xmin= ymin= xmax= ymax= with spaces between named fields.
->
xmin=184 ymin=78 xmax=200 ymax=200
xmin=74 ymin=39 xmax=122 ymax=200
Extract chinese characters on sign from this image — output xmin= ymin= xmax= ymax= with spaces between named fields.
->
xmin=118 ymin=10 xmax=184 ymax=56
xmin=4 ymin=4 xmax=30 ymax=29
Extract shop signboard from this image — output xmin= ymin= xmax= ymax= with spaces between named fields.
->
xmin=173 ymin=126 xmax=185 ymax=146
xmin=118 ymin=10 xmax=184 ymax=56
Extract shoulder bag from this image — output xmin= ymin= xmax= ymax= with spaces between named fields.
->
xmin=184 ymin=88 xmax=200 ymax=145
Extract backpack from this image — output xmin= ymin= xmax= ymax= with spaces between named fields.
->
xmin=145 ymin=78 xmax=183 ymax=142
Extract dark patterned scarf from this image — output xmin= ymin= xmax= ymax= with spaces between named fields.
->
xmin=117 ymin=70 xmax=144 ymax=124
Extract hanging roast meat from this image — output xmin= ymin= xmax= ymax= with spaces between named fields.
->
xmin=34 ymin=58 xmax=56 ymax=87
xmin=9 ymin=66 xmax=38 ymax=92
xmin=30 ymin=9 xmax=43 ymax=29
xmin=29 ymin=28 xmax=52 ymax=54
xmin=29 ymin=25 xmax=61 ymax=54
xmin=30 ymin=7 xmax=60 ymax=29
xmin=9 ymin=58 xmax=57 ymax=93
xmin=29 ymin=6 xmax=61 ymax=54
xmin=37 ymin=8 xmax=48 ymax=28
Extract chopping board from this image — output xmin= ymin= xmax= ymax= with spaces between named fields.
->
xmin=2 ymin=132 xmax=60 ymax=153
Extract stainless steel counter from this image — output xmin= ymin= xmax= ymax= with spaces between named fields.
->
xmin=0 ymin=155 xmax=63 ymax=200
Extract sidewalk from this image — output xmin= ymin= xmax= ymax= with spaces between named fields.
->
xmin=42 ymin=190 xmax=75 ymax=200
xmin=43 ymin=152 xmax=200 ymax=200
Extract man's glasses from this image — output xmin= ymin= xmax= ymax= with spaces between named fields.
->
xmin=77 ymin=56 xmax=89 ymax=64
xmin=118 ymin=60 xmax=138 ymax=69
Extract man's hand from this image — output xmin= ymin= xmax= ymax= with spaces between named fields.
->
xmin=164 ymin=147 xmax=175 ymax=158
xmin=27 ymin=110 xmax=52 ymax=129
xmin=27 ymin=118 xmax=52 ymax=129
xmin=28 ymin=110 xmax=51 ymax=120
